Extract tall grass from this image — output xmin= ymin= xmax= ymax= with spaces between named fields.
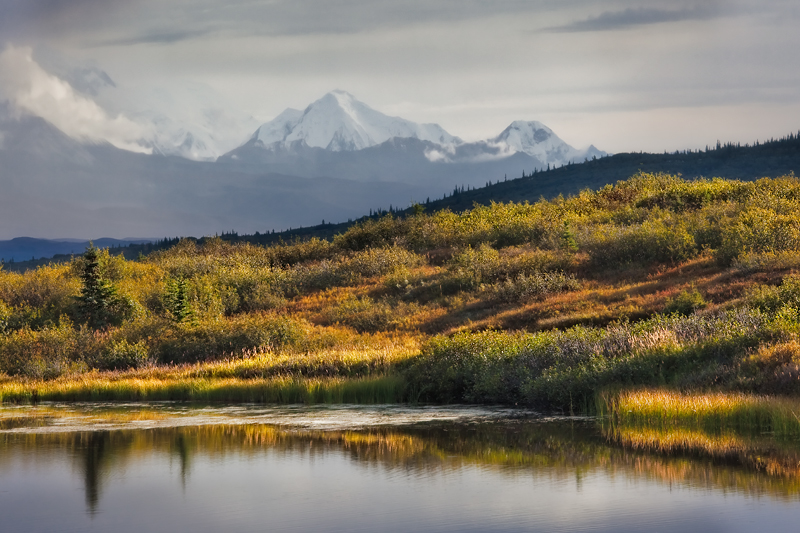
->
xmin=0 ymin=375 xmax=409 ymax=404
xmin=599 ymin=389 xmax=800 ymax=438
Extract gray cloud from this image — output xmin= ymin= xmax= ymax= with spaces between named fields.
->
xmin=3 ymin=0 xmax=572 ymax=45
xmin=95 ymin=27 xmax=219 ymax=47
xmin=546 ymin=5 xmax=725 ymax=32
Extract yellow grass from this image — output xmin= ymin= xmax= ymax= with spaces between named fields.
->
xmin=600 ymin=389 xmax=800 ymax=437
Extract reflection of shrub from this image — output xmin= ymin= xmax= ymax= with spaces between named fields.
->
xmin=664 ymin=286 xmax=707 ymax=316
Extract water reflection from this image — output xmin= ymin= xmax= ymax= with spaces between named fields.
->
xmin=2 ymin=405 xmax=800 ymax=532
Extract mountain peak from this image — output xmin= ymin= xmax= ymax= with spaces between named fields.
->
xmin=252 ymin=91 xmax=460 ymax=151
xmin=491 ymin=120 xmax=607 ymax=165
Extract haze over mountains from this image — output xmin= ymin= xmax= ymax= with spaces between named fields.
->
xmin=0 ymin=89 xmax=606 ymax=241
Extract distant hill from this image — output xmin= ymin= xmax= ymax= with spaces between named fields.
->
xmin=422 ymin=133 xmax=800 ymax=212
xmin=0 ymin=237 xmax=154 ymax=263
xmin=223 ymin=131 xmax=800 ymax=243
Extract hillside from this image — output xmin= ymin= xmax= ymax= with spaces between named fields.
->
xmin=5 ymin=173 xmax=800 ymax=410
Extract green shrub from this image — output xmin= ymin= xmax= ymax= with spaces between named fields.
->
xmin=94 ymin=339 xmax=149 ymax=370
xmin=156 ymin=314 xmax=307 ymax=364
xmin=717 ymin=208 xmax=800 ymax=265
xmin=583 ymin=215 xmax=698 ymax=267
xmin=664 ymin=286 xmax=707 ymax=316
xmin=407 ymin=309 xmax=767 ymax=408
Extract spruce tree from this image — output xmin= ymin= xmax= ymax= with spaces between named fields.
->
xmin=76 ymin=244 xmax=120 ymax=329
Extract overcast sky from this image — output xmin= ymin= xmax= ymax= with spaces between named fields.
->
xmin=1 ymin=0 xmax=799 ymax=153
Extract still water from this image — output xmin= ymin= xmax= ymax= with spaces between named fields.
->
xmin=2 ymin=403 xmax=800 ymax=532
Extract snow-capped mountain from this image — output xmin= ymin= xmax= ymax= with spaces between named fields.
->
xmin=244 ymin=91 xmax=606 ymax=168
xmin=252 ymin=90 xmax=461 ymax=151
xmin=491 ymin=121 xmax=605 ymax=166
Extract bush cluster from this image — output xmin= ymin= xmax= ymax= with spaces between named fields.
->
xmin=407 ymin=308 xmax=771 ymax=409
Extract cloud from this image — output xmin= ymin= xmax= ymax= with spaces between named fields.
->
xmin=546 ymin=6 xmax=724 ymax=32
xmin=95 ymin=27 xmax=218 ymax=47
xmin=0 ymin=45 xmax=151 ymax=153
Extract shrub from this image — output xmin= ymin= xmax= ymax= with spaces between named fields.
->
xmin=664 ymin=286 xmax=707 ymax=316
xmin=155 ymin=314 xmax=307 ymax=364
xmin=0 ymin=323 xmax=88 ymax=378
xmin=334 ymin=215 xmax=402 ymax=251
xmin=345 ymin=246 xmax=423 ymax=277
xmin=583 ymin=215 xmax=698 ymax=267
xmin=746 ymin=275 xmax=800 ymax=313
xmin=717 ymin=208 xmax=800 ymax=265
xmin=491 ymin=271 xmax=580 ymax=303
xmin=0 ymin=264 xmax=80 ymax=329
xmin=93 ymin=339 xmax=149 ymax=370
xmin=325 ymin=294 xmax=415 ymax=333
xmin=269 ymin=237 xmax=334 ymax=266
xmin=407 ymin=309 xmax=767 ymax=408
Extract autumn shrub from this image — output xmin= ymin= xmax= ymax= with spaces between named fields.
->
xmin=0 ymin=264 xmax=79 ymax=329
xmin=154 ymin=314 xmax=307 ymax=364
xmin=333 ymin=215 xmax=403 ymax=251
xmin=269 ymin=237 xmax=334 ymax=266
xmin=491 ymin=271 xmax=580 ymax=303
xmin=582 ymin=215 xmax=698 ymax=267
xmin=92 ymin=339 xmax=150 ymax=370
xmin=325 ymin=294 xmax=416 ymax=333
xmin=717 ymin=208 xmax=800 ymax=265
xmin=0 ymin=323 xmax=90 ymax=378
xmin=345 ymin=246 xmax=423 ymax=277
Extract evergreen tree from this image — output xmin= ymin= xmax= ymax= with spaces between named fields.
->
xmin=163 ymin=277 xmax=194 ymax=323
xmin=76 ymin=244 xmax=121 ymax=329
xmin=561 ymin=222 xmax=579 ymax=253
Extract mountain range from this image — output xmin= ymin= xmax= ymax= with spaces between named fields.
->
xmin=0 ymin=90 xmax=606 ymax=240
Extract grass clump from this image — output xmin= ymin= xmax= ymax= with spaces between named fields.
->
xmin=599 ymin=389 xmax=800 ymax=438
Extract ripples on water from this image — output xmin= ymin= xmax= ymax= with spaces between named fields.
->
xmin=2 ymin=403 xmax=800 ymax=533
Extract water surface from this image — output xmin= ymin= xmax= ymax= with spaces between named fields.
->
xmin=2 ymin=403 xmax=800 ymax=532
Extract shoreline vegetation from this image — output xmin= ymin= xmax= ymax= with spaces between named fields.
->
xmin=5 ymin=173 xmax=800 ymax=433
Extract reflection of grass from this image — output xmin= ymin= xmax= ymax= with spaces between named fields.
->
xmin=6 ymin=418 xmax=800 ymax=500
xmin=599 ymin=389 xmax=800 ymax=438
xmin=606 ymin=425 xmax=800 ymax=479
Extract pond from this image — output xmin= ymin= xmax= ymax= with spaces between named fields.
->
xmin=2 ymin=403 xmax=800 ymax=532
